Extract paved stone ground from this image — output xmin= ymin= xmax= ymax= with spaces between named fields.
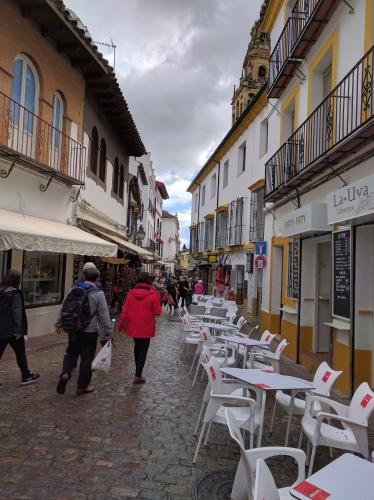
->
xmin=0 ymin=310 xmax=372 ymax=499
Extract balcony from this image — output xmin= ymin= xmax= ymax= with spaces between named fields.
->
xmin=146 ymin=239 xmax=156 ymax=253
xmin=0 ymin=91 xmax=85 ymax=186
xmin=265 ymin=44 xmax=374 ymax=202
xmin=269 ymin=0 xmax=340 ymax=98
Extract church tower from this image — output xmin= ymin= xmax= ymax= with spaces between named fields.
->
xmin=231 ymin=20 xmax=270 ymax=124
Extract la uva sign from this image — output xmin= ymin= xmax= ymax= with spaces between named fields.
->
xmin=328 ymin=174 xmax=374 ymax=225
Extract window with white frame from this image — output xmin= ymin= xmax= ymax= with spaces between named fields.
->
xmin=215 ymin=210 xmax=228 ymax=248
xmin=210 ymin=173 xmax=217 ymax=199
xmin=201 ymin=185 xmax=206 ymax=206
xmin=259 ymin=118 xmax=268 ymax=157
xmin=204 ymin=218 xmax=214 ymax=250
xmin=11 ymin=55 xmax=39 ymax=135
xmin=238 ymin=141 xmax=246 ymax=175
xmin=194 ymin=192 xmax=199 ymax=213
xmin=223 ymin=160 xmax=229 ymax=188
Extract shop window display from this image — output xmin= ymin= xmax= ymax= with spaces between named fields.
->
xmin=22 ymin=252 xmax=64 ymax=306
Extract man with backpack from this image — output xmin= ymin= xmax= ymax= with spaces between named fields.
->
xmin=54 ymin=267 xmax=113 ymax=396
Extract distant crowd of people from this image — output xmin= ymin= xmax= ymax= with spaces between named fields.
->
xmin=0 ymin=265 xmax=208 ymax=394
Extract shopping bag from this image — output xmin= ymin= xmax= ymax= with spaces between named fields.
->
xmin=92 ymin=341 xmax=112 ymax=373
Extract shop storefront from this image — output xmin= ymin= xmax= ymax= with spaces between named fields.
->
xmin=0 ymin=209 xmax=117 ymax=337
xmin=327 ymin=173 xmax=374 ymax=394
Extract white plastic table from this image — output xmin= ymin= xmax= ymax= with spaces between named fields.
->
xmin=290 ymin=453 xmax=374 ymax=499
xmin=193 ymin=314 xmax=228 ymax=322
xmin=216 ymin=335 xmax=268 ymax=368
xmin=221 ymin=367 xmax=315 ymax=447
xmin=203 ymin=323 xmax=238 ymax=332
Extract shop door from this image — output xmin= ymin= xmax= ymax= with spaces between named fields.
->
xmin=316 ymin=242 xmax=332 ymax=352
xmin=236 ymin=265 xmax=245 ymax=305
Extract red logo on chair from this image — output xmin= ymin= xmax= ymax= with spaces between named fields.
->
xmin=265 ymin=334 xmax=271 ymax=342
xmin=322 ymin=371 xmax=332 ymax=383
xmin=209 ymin=366 xmax=217 ymax=380
xmin=293 ymin=481 xmax=330 ymax=499
xmin=361 ymin=393 xmax=373 ymax=408
xmin=203 ymin=332 xmax=208 ymax=341
xmin=279 ymin=343 xmax=286 ymax=352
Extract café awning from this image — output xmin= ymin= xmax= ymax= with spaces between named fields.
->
xmin=90 ymin=227 xmax=153 ymax=258
xmin=0 ymin=209 xmax=117 ymax=257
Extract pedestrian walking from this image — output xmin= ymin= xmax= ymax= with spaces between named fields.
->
xmin=118 ymin=272 xmax=162 ymax=384
xmin=194 ymin=279 xmax=204 ymax=295
xmin=0 ymin=269 xmax=39 ymax=386
xmin=55 ymin=267 xmax=113 ymax=396
xmin=178 ymin=276 xmax=189 ymax=308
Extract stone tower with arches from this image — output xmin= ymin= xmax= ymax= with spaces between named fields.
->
xmin=231 ymin=19 xmax=270 ymax=124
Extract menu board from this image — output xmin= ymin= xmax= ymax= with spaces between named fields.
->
xmin=287 ymin=236 xmax=299 ymax=299
xmin=333 ymin=230 xmax=350 ymax=318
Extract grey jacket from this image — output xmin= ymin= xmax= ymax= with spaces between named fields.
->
xmin=56 ymin=284 xmax=112 ymax=335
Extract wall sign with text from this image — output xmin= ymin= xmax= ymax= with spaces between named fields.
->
xmin=333 ymin=230 xmax=351 ymax=319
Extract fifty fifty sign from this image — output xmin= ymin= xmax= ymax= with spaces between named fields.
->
xmin=328 ymin=173 xmax=374 ymax=224
xmin=281 ymin=203 xmax=329 ymax=237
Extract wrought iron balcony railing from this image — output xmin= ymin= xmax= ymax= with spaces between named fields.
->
xmin=147 ymin=238 xmax=156 ymax=252
xmin=0 ymin=91 xmax=85 ymax=184
xmin=269 ymin=0 xmax=340 ymax=98
xmin=265 ymin=43 xmax=374 ymax=201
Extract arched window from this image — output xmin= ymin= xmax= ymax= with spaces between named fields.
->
xmin=99 ymin=138 xmax=106 ymax=183
xmin=258 ymin=65 xmax=267 ymax=78
xmin=52 ymin=92 xmax=64 ymax=149
xmin=112 ymin=157 xmax=119 ymax=194
xmin=90 ymin=126 xmax=98 ymax=175
xmin=11 ymin=55 xmax=39 ymax=133
xmin=119 ymin=164 xmax=125 ymax=200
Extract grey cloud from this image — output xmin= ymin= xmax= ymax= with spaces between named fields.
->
xmin=65 ymin=0 xmax=262 ymax=178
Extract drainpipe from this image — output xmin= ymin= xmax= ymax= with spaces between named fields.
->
xmin=212 ymin=160 xmax=220 ymax=249
xmin=197 ymin=183 xmax=201 ymax=252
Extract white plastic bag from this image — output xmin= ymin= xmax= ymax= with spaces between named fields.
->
xmin=92 ymin=341 xmax=112 ymax=373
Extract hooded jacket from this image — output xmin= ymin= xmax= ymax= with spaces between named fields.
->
xmin=0 ymin=287 xmax=28 ymax=339
xmin=118 ymin=282 xmax=162 ymax=338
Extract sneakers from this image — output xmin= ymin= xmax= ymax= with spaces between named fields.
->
xmin=21 ymin=373 xmax=40 ymax=386
xmin=133 ymin=376 xmax=146 ymax=385
xmin=77 ymin=384 xmax=95 ymax=396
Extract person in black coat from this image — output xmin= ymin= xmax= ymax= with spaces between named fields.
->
xmin=0 ymin=269 xmax=39 ymax=386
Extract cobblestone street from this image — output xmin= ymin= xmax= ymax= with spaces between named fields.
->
xmin=0 ymin=311 xmax=361 ymax=499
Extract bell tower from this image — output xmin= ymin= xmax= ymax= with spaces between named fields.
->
xmin=231 ymin=21 xmax=270 ymax=124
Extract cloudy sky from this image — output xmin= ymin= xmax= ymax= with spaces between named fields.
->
xmin=65 ymin=0 xmax=263 ymax=244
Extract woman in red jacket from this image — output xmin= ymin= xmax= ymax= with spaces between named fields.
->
xmin=118 ymin=272 xmax=162 ymax=384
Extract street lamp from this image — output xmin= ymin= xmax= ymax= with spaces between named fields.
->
xmin=136 ymin=224 xmax=146 ymax=246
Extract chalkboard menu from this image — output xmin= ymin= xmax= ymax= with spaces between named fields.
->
xmin=287 ymin=236 xmax=299 ymax=299
xmin=333 ymin=230 xmax=350 ymax=318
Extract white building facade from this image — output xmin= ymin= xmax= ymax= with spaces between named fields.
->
xmin=261 ymin=0 xmax=374 ymax=395
xmin=161 ymin=211 xmax=180 ymax=274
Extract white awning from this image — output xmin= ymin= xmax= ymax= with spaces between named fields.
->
xmin=89 ymin=227 xmax=153 ymax=258
xmin=0 ymin=209 xmax=117 ymax=257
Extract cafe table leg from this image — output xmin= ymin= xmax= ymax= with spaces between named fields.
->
xmin=285 ymin=391 xmax=295 ymax=447
xmin=257 ymin=390 xmax=267 ymax=447
xmin=242 ymin=346 xmax=248 ymax=368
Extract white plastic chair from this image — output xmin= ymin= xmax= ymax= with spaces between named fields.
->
xmin=191 ymin=329 xmax=235 ymax=386
xmin=193 ymin=348 xmax=246 ymax=438
xmin=192 ymin=357 xmax=261 ymax=464
xmin=270 ymin=362 xmax=342 ymax=446
xmin=253 ymin=459 xmax=280 ymax=500
xmin=301 ymin=382 xmax=374 ymax=476
xmin=225 ymin=408 xmax=306 ymax=500
xmin=246 ymin=339 xmax=289 ymax=372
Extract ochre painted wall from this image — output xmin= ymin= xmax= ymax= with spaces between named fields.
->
xmin=280 ymin=318 xmax=298 ymax=361
xmin=0 ymin=0 xmax=85 ymax=141
xmin=332 ymin=330 xmax=350 ymax=395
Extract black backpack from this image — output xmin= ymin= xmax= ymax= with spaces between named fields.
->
xmin=61 ymin=286 xmax=96 ymax=334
